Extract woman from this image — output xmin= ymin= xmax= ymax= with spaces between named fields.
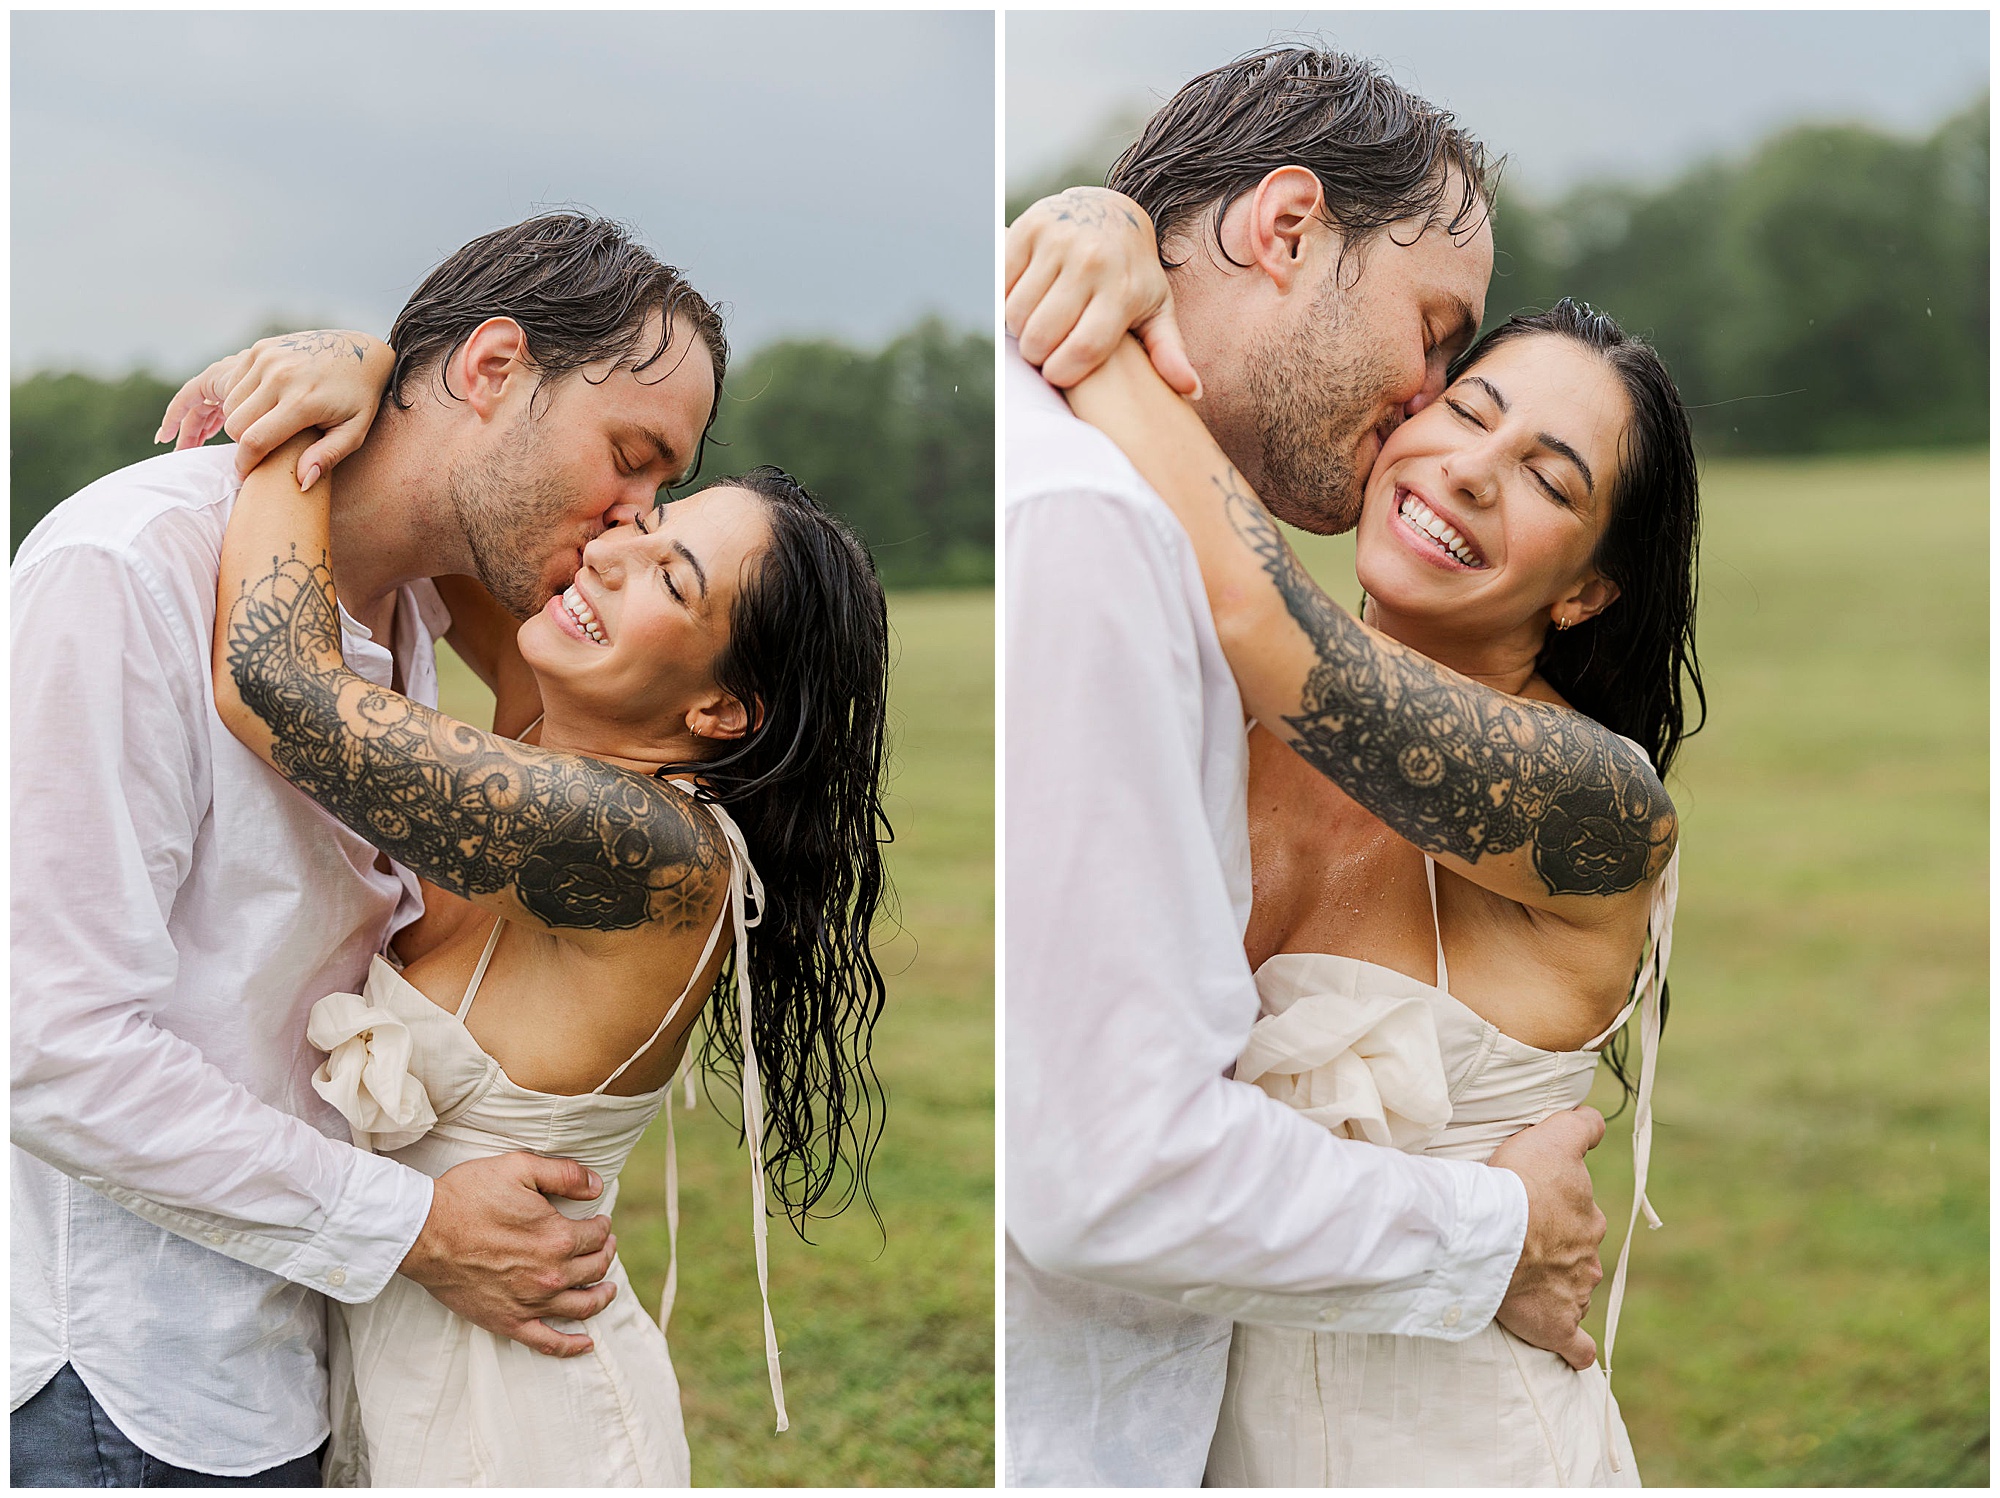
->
xmin=1019 ymin=211 xmax=1700 ymax=1482
xmin=181 ymin=349 xmax=890 ymax=1484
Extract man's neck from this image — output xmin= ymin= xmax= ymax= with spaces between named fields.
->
xmin=323 ymin=408 xmax=472 ymax=631
xmin=1168 ymin=258 xmax=1268 ymax=493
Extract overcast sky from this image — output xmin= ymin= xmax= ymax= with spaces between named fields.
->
xmin=1010 ymin=11 xmax=1988 ymax=196
xmin=13 ymin=11 xmax=993 ymax=377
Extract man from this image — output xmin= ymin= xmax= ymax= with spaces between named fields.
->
xmin=1005 ymin=49 xmax=1613 ymax=1484
xmin=11 ymin=213 xmax=724 ymax=1484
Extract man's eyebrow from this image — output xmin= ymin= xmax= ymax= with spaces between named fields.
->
xmin=641 ymin=427 xmax=681 ymax=473
xmin=1443 ymin=295 xmax=1480 ymax=351
xmin=1537 ymin=432 xmax=1595 ymax=496
xmin=671 ymin=540 xmax=708 ymax=598
xmin=1462 ymin=375 xmax=1508 ymax=412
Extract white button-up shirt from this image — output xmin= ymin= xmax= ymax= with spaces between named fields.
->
xmin=11 ymin=446 xmax=443 ymax=1476
xmin=1004 ymin=346 xmax=1530 ymax=1487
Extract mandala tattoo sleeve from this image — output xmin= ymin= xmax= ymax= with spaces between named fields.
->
xmin=222 ymin=553 xmax=722 ymax=934
xmin=1210 ymin=467 xmax=1676 ymax=899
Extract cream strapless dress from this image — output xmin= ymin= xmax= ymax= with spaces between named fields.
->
xmin=307 ymin=788 xmax=787 ymax=1487
xmin=1206 ymin=849 xmax=1678 ymax=1488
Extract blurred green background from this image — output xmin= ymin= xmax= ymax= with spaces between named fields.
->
xmin=437 ymin=591 xmax=994 ymax=1486
xmin=1287 ymin=450 xmax=1986 ymax=1485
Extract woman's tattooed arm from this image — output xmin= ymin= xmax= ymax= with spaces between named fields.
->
xmin=1209 ymin=467 xmax=1674 ymax=899
xmin=212 ymin=440 xmax=722 ymax=937
xmin=1066 ymin=338 xmax=1675 ymax=909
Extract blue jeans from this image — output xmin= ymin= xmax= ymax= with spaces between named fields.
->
xmin=10 ymin=1365 xmax=324 ymax=1487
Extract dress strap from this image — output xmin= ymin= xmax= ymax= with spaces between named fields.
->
xmin=647 ymin=776 xmax=788 ymax=1434
xmin=457 ymin=917 xmax=507 ymax=1022
xmin=591 ymin=883 xmax=731 ymax=1097
xmin=1582 ymin=991 xmax=1643 ymax=1052
xmin=1600 ymin=847 xmax=1678 ymax=1472
xmin=1422 ymin=856 xmax=1449 ymax=993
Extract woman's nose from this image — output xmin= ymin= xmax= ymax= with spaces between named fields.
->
xmin=1443 ymin=450 xmax=1499 ymax=507
xmin=580 ymin=527 xmax=632 ymax=583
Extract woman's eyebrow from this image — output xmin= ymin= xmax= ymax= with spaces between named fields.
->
xmin=672 ymin=540 xmax=709 ymax=598
xmin=1537 ymin=432 xmax=1596 ymax=495
xmin=1461 ymin=375 xmax=1595 ymax=495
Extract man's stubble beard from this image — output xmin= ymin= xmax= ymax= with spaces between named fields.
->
xmin=1241 ymin=264 xmax=1394 ymax=538
xmin=445 ymin=414 xmax=583 ymax=621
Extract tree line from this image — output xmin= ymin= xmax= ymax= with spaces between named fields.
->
xmin=1009 ymin=95 xmax=1987 ymax=456
xmin=10 ymin=317 xmax=994 ymax=587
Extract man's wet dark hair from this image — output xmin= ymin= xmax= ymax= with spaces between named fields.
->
xmin=386 ymin=212 xmax=728 ymax=474
xmin=1107 ymin=45 xmax=1498 ymax=271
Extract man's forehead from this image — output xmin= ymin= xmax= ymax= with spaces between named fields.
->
xmin=579 ymin=334 xmax=715 ymax=434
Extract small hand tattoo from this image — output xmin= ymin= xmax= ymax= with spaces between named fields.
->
xmin=1045 ymin=186 xmax=1141 ymax=232
xmin=1211 ymin=466 xmax=1675 ymax=898
xmin=274 ymin=330 xmax=369 ymax=362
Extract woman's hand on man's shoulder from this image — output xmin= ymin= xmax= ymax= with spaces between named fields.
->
xmin=156 ymin=328 xmax=394 ymax=490
xmin=1005 ymin=187 xmax=1201 ymax=398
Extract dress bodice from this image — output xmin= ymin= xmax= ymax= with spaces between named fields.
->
xmin=1241 ymin=845 xmax=1673 ymax=1161
xmin=1245 ymin=949 xmax=1605 ymax=1166
xmin=316 ymin=957 xmax=673 ymax=1217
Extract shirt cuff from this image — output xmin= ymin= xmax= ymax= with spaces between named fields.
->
xmin=1421 ymin=1155 xmax=1530 ymax=1339
xmin=287 ymin=1148 xmax=435 ymax=1303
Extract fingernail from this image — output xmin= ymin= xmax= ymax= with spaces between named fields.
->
xmin=300 ymin=464 xmax=320 ymax=492
xmin=587 ymin=1171 xmax=602 ymax=1193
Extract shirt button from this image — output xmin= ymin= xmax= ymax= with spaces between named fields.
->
xmin=1317 ymin=1306 xmax=1341 ymax=1325
xmin=1443 ymin=1304 xmax=1463 ymax=1328
xmin=327 ymin=1268 xmax=348 ymax=1288
xmin=203 ymin=1229 xmax=226 ymax=1245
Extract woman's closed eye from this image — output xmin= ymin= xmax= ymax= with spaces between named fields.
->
xmin=1529 ymin=468 xmax=1572 ymax=507
xmin=1445 ymin=397 xmax=1487 ymax=430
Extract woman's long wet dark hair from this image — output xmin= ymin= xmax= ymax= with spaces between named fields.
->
xmin=1449 ymin=299 xmax=1705 ymax=1106
xmin=664 ymin=466 xmax=891 ymax=1230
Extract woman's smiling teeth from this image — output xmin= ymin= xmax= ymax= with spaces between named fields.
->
xmin=1398 ymin=491 xmax=1487 ymax=569
xmin=562 ymin=585 xmax=610 ymax=645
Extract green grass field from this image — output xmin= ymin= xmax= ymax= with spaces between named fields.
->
xmin=1290 ymin=450 xmax=1989 ymax=1486
xmin=437 ymin=590 xmax=994 ymax=1487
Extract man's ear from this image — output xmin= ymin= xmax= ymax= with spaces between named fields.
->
xmin=1243 ymin=166 xmax=1328 ymax=294
xmin=450 ymin=318 xmax=535 ymax=421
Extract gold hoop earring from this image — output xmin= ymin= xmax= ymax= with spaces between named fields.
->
xmin=1555 ymin=614 xmax=1573 ymax=632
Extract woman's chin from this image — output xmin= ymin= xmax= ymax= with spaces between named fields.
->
xmin=1354 ymin=558 xmax=1453 ymax=629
